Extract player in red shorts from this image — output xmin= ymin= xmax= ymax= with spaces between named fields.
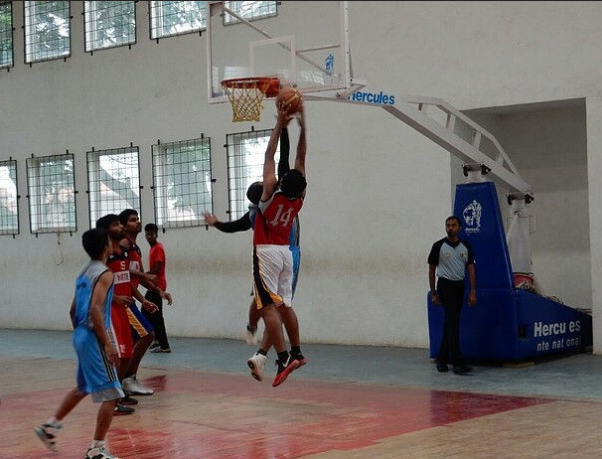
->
xmin=96 ymin=214 xmax=139 ymax=414
xmin=118 ymin=209 xmax=171 ymax=396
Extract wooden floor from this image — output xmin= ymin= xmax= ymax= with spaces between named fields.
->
xmin=2 ymin=331 xmax=602 ymax=458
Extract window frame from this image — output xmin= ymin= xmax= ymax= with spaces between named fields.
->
xmin=150 ymin=136 xmax=214 ymax=229
xmin=23 ymin=1 xmax=71 ymax=65
xmin=0 ymin=1 xmax=14 ymax=70
xmin=86 ymin=146 xmax=142 ymax=228
xmin=0 ymin=159 xmax=19 ymax=236
xmin=83 ymin=0 xmax=137 ymax=54
xmin=26 ymin=153 xmax=77 ymax=235
xmin=223 ymin=1 xmax=277 ymax=26
xmin=225 ymin=128 xmax=279 ymax=221
xmin=149 ymin=1 xmax=206 ymax=41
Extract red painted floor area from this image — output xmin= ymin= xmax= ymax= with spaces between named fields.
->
xmin=2 ymin=370 xmax=552 ymax=459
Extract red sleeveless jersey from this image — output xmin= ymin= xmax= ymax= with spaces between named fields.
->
xmin=106 ymin=247 xmax=132 ymax=297
xmin=124 ymin=236 xmax=143 ymax=289
xmin=253 ymin=192 xmax=303 ymax=246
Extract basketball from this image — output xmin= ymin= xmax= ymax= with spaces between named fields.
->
xmin=276 ymin=87 xmax=303 ymax=114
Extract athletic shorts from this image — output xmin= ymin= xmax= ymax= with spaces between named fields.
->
xmin=111 ymin=304 xmax=134 ymax=359
xmin=126 ymin=302 xmax=154 ymax=341
xmin=253 ymin=244 xmax=293 ymax=310
xmin=73 ymin=326 xmax=124 ymax=402
xmin=249 ymin=246 xmax=301 ymax=303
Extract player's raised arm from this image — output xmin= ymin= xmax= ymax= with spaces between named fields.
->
xmin=261 ymin=109 xmax=292 ymax=201
xmin=294 ymin=107 xmax=306 ymax=176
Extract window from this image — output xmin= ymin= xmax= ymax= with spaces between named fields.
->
xmin=24 ymin=1 xmax=71 ymax=64
xmin=0 ymin=2 xmax=13 ymax=69
xmin=84 ymin=1 xmax=136 ymax=53
xmin=26 ymin=154 xmax=76 ymax=234
xmin=226 ymin=128 xmax=279 ymax=220
xmin=223 ymin=1 xmax=277 ymax=25
xmin=149 ymin=1 xmax=206 ymax=40
xmin=0 ymin=159 xmax=19 ymax=235
xmin=151 ymin=137 xmax=213 ymax=228
xmin=87 ymin=146 xmax=141 ymax=228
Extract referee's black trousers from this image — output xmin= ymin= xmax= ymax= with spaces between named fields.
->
xmin=436 ymin=278 xmax=465 ymax=365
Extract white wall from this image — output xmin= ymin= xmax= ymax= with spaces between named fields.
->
xmin=463 ymin=102 xmax=590 ymax=308
xmin=2 ymin=2 xmax=602 ymax=351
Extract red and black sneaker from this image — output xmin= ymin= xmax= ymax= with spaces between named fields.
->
xmin=290 ymin=353 xmax=307 ymax=367
xmin=272 ymin=357 xmax=301 ymax=387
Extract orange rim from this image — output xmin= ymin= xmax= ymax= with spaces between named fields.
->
xmin=221 ymin=77 xmax=280 ymax=98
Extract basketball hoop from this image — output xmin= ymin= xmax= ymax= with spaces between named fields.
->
xmin=221 ymin=77 xmax=280 ymax=122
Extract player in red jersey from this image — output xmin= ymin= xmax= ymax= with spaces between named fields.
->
xmin=251 ymin=104 xmax=307 ymax=387
xmin=118 ymin=209 xmax=171 ymax=396
xmin=96 ymin=214 xmax=137 ymax=415
xmin=143 ymin=222 xmax=173 ymax=354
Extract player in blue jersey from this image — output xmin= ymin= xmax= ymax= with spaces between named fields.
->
xmin=35 ymin=228 xmax=124 ymax=459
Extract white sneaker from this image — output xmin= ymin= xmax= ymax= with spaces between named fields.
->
xmin=245 ymin=325 xmax=258 ymax=346
xmin=34 ymin=422 xmax=62 ymax=452
xmin=121 ymin=375 xmax=154 ymax=395
xmin=86 ymin=446 xmax=122 ymax=459
xmin=247 ymin=353 xmax=267 ymax=381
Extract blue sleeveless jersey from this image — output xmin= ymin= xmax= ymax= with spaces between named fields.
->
xmin=73 ymin=260 xmax=114 ymax=329
xmin=72 ymin=260 xmax=123 ymax=400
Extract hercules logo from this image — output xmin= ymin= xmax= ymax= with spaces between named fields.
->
xmin=463 ymin=200 xmax=482 ymax=233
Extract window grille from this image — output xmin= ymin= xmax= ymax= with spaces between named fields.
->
xmin=26 ymin=153 xmax=76 ymax=234
xmin=0 ymin=159 xmax=19 ymax=235
xmin=223 ymin=1 xmax=277 ymax=25
xmin=151 ymin=137 xmax=213 ymax=229
xmin=84 ymin=1 xmax=136 ymax=53
xmin=226 ymin=128 xmax=279 ymax=221
xmin=149 ymin=1 xmax=206 ymax=40
xmin=24 ymin=1 xmax=71 ymax=64
xmin=87 ymin=146 xmax=141 ymax=228
xmin=0 ymin=2 xmax=13 ymax=69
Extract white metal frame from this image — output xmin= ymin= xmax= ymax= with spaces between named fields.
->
xmin=208 ymin=1 xmax=531 ymax=199
xmin=206 ymin=1 xmax=361 ymax=104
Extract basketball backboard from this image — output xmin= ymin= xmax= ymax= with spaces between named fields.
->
xmin=206 ymin=1 xmax=361 ymax=104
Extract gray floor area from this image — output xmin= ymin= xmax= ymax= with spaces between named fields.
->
xmin=3 ymin=328 xmax=602 ymax=400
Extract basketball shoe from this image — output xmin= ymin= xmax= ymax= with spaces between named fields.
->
xmin=85 ymin=446 xmax=122 ymax=459
xmin=272 ymin=357 xmax=301 ymax=387
xmin=34 ymin=422 xmax=62 ymax=452
xmin=114 ymin=404 xmax=135 ymax=415
xmin=290 ymin=352 xmax=307 ymax=367
xmin=118 ymin=395 xmax=138 ymax=406
xmin=122 ymin=375 xmax=154 ymax=395
xmin=247 ymin=352 xmax=267 ymax=381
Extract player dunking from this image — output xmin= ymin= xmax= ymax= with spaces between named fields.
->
xmin=204 ymin=126 xmax=306 ymax=383
xmin=252 ymin=104 xmax=307 ymax=387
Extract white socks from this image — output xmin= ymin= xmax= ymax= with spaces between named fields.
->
xmin=91 ymin=439 xmax=106 ymax=449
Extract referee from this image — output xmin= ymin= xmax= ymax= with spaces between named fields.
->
xmin=428 ymin=215 xmax=477 ymax=375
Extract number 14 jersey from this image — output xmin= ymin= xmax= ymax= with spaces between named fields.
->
xmin=254 ymin=191 xmax=303 ymax=246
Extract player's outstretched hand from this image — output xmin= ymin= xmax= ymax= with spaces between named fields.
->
xmin=203 ymin=212 xmax=218 ymax=226
xmin=276 ymin=106 xmax=294 ymax=126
